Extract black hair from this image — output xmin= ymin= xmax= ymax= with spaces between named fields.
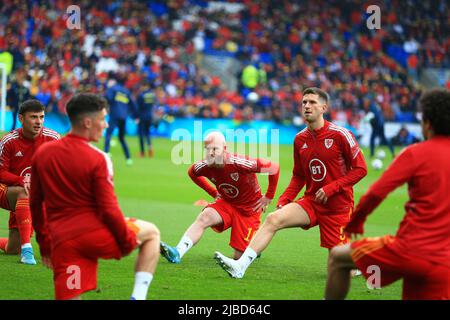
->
xmin=18 ymin=99 xmax=45 ymax=115
xmin=66 ymin=93 xmax=107 ymax=124
xmin=420 ymin=88 xmax=450 ymax=136
xmin=302 ymin=87 xmax=330 ymax=104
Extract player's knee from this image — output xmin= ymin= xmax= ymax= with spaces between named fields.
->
xmin=264 ymin=212 xmax=283 ymax=231
xmin=136 ymin=220 xmax=160 ymax=243
xmin=145 ymin=223 xmax=160 ymax=242
xmin=196 ymin=209 xmax=217 ymax=228
xmin=147 ymin=223 xmax=160 ymax=240
xmin=328 ymin=245 xmax=351 ymax=269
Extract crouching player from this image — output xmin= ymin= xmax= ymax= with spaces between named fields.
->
xmin=0 ymin=100 xmax=59 ymax=264
xmin=325 ymin=89 xmax=450 ymax=300
xmin=160 ymin=131 xmax=280 ymax=263
xmin=30 ymin=93 xmax=160 ymax=300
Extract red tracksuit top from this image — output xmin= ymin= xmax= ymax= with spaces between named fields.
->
xmin=0 ymin=128 xmax=60 ymax=186
xmin=29 ymin=134 xmax=136 ymax=256
xmin=188 ymin=153 xmax=280 ymax=215
xmin=278 ymin=120 xmax=367 ymax=214
xmin=351 ymin=136 xmax=450 ymax=267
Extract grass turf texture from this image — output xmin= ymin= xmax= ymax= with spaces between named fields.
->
xmin=0 ymin=136 xmax=404 ymax=300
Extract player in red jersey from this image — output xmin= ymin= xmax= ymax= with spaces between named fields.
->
xmin=325 ymin=89 xmax=450 ymax=300
xmin=159 ymin=131 xmax=280 ymax=263
xmin=0 ymin=100 xmax=59 ymax=264
xmin=29 ymin=93 xmax=160 ymax=300
xmin=214 ymin=87 xmax=367 ymax=278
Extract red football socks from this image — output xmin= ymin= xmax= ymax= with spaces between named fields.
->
xmin=15 ymin=198 xmax=32 ymax=246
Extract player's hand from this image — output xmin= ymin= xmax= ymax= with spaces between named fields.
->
xmin=314 ymin=188 xmax=328 ymax=204
xmin=23 ymin=175 xmax=31 ymax=196
xmin=42 ymin=256 xmax=53 ymax=270
xmin=135 ymin=119 xmax=140 ymax=124
xmin=344 ymin=221 xmax=364 ymax=240
xmin=254 ymin=196 xmax=272 ymax=213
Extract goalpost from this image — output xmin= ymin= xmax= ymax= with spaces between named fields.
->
xmin=0 ymin=63 xmax=7 ymax=132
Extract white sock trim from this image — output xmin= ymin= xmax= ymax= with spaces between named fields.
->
xmin=131 ymin=272 xmax=153 ymax=300
xmin=21 ymin=243 xmax=32 ymax=249
xmin=238 ymin=247 xmax=258 ymax=271
xmin=176 ymin=235 xmax=193 ymax=259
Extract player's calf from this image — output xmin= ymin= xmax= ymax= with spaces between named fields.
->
xmin=126 ymin=218 xmax=160 ymax=300
xmin=325 ymin=244 xmax=355 ymax=300
xmin=3 ymin=229 xmax=20 ymax=254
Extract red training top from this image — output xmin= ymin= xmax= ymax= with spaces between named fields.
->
xmin=0 ymin=128 xmax=60 ymax=186
xmin=29 ymin=134 xmax=137 ymax=257
xmin=278 ymin=120 xmax=367 ymax=214
xmin=348 ymin=136 xmax=450 ymax=268
xmin=188 ymin=153 xmax=280 ymax=215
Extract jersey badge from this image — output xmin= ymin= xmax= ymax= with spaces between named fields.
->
xmin=324 ymin=139 xmax=334 ymax=149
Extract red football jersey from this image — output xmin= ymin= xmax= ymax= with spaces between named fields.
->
xmin=278 ymin=120 xmax=367 ymax=214
xmin=29 ymin=134 xmax=136 ymax=256
xmin=0 ymin=128 xmax=60 ymax=186
xmin=189 ymin=154 xmax=279 ymax=215
xmin=351 ymin=136 xmax=450 ymax=267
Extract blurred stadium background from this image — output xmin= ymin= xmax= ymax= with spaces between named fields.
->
xmin=0 ymin=0 xmax=448 ymax=299
xmin=1 ymin=0 xmax=448 ymax=144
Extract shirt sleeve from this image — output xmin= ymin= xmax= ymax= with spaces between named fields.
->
xmin=277 ymin=137 xmax=306 ymax=207
xmin=29 ymin=156 xmax=52 ymax=257
xmin=347 ymin=148 xmax=416 ymax=233
xmin=0 ymin=139 xmax=24 ymax=186
xmin=93 ymin=155 xmax=137 ymax=256
xmin=188 ymin=163 xmax=218 ymax=198
xmin=322 ymin=131 xmax=368 ymax=198
xmin=255 ymin=158 xmax=280 ymax=199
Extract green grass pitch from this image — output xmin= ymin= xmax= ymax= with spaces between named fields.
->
xmin=0 ymin=136 xmax=405 ymax=300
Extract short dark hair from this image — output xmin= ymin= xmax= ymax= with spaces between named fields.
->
xmin=302 ymin=87 xmax=330 ymax=104
xmin=66 ymin=93 xmax=107 ymax=124
xmin=420 ymin=88 xmax=450 ymax=136
xmin=19 ymin=99 xmax=45 ymax=115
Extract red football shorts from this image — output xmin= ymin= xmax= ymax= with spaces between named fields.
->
xmin=207 ymin=198 xmax=261 ymax=252
xmin=0 ymin=183 xmax=11 ymax=211
xmin=51 ymin=218 xmax=140 ymax=300
xmin=295 ymin=197 xmax=351 ymax=249
xmin=351 ymin=235 xmax=450 ymax=300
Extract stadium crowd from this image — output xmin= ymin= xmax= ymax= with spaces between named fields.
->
xmin=1 ymin=0 xmax=448 ymax=125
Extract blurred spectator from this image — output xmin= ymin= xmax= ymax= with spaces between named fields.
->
xmin=7 ymin=73 xmax=31 ymax=130
xmin=104 ymin=74 xmax=136 ymax=164
xmin=2 ymin=0 xmax=446 ymax=126
xmin=365 ymin=99 xmax=395 ymax=158
xmin=392 ymin=126 xmax=420 ymax=146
